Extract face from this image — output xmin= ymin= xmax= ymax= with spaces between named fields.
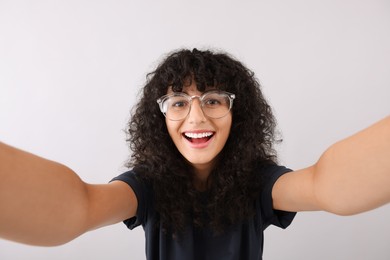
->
xmin=165 ymin=83 xmax=232 ymax=176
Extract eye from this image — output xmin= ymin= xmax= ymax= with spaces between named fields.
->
xmin=204 ymin=98 xmax=221 ymax=106
xmin=172 ymin=101 xmax=188 ymax=107
xmin=169 ymin=97 xmax=190 ymax=110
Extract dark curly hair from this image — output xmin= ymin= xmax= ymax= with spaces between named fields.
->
xmin=127 ymin=48 xmax=279 ymax=234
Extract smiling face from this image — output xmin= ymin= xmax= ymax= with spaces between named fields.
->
xmin=165 ymin=82 xmax=233 ymax=178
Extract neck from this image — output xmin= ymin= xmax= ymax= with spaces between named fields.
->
xmin=192 ymin=163 xmax=213 ymax=191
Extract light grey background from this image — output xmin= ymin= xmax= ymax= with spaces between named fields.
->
xmin=0 ymin=0 xmax=389 ymax=259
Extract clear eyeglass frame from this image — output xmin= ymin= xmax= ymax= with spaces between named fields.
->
xmin=156 ymin=90 xmax=236 ymax=121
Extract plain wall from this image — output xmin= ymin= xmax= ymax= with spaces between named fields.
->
xmin=0 ymin=0 xmax=389 ymax=259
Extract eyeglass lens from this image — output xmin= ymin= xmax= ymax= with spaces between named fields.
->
xmin=162 ymin=92 xmax=233 ymax=121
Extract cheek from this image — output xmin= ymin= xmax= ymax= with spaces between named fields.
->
xmin=222 ymin=116 xmax=233 ymax=136
xmin=165 ymin=119 xmax=181 ymax=139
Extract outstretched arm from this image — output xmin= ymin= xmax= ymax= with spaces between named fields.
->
xmin=273 ymin=116 xmax=390 ymax=215
xmin=0 ymin=143 xmax=137 ymax=246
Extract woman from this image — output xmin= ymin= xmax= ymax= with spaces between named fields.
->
xmin=0 ymin=48 xmax=389 ymax=260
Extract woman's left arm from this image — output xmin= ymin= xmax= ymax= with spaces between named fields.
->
xmin=273 ymin=115 xmax=390 ymax=215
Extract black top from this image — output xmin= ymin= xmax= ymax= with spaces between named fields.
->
xmin=112 ymin=164 xmax=296 ymax=260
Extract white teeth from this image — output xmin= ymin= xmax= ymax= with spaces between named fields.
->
xmin=184 ymin=132 xmax=213 ymax=139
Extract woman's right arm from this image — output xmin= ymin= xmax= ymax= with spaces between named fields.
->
xmin=0 ymin=142 xmax=137 ymax=246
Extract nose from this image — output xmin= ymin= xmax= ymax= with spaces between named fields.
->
xmin=187 ymin=98 xmax=207 ymax=124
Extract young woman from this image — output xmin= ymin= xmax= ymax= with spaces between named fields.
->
xmin=0 ymin=49 xmax=389 ymax=260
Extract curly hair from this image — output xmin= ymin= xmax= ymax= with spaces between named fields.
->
xmin=126 ymin=48 xmax=279 ymax=234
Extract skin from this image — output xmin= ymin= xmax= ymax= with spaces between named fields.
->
xmin=274 ymin=116 xmax=390 ymax=214
xmin=0 ymin=91 xmax=389 ymax=246
xmin=165 ymin=84 xmax=232 ymax=190
xmin=0 ymin=145 xmax=137 ymax=246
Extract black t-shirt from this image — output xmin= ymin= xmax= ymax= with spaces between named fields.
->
xmin=112 ymin=164 xmax=296 ymax=260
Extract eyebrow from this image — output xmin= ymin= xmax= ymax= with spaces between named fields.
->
xmin=167 ymin=85 xmax=218 ymax=95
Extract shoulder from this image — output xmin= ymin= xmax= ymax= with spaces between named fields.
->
xmin=112 ymin=165 xmax=152 ymax=185
xmin=111 ymin=166 xmax=153 ymax=200
xmin=255 ymin=163 xmax=292 ymax=186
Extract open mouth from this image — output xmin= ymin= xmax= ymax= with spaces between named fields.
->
xmin=183 ymin=132 xmax=214 ymax=144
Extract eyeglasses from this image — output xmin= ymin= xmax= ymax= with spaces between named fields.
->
xmin=157 ymin=90 xmax=236 ymax=121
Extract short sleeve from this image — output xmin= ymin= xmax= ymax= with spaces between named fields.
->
xmin=259 ymin=164 xmax=297 ymax=230
xmin=111 ymin=170 xmax=148 ymax=230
